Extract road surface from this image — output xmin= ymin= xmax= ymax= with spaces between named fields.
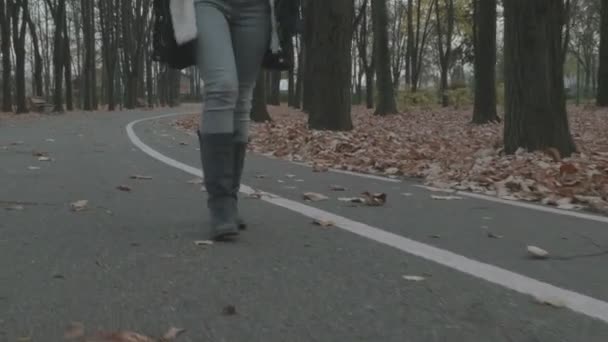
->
xmin=2 ymin=107 xmax=608 ymax=341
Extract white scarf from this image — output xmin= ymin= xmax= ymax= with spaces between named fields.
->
xmin=170 ymin=0 xmax=281 ymax=53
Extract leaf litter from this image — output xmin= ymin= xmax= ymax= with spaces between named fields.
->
xmin=63 ymin=322 xmax=185 ymax=342
xmin=173 ymin=105 xmax=608 ymax=214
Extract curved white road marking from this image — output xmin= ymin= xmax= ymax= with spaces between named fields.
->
xmin=127 ymin=113 xmax=608 ymax=324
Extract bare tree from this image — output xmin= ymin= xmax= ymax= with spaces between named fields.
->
xmin=598 ymin=0 xmax=608 ymax=106
xmin=472 ymin=0 xmax=499 ymax=123
xmin=45 ymin=0 xmax=67 ymax=112
xmin=434 ymin=0 xmax=454 ymax=107
xmin=372 ymin=0 xmax=398 ymax=115
xmin=0 ymin=0 xmax=13 ymax=112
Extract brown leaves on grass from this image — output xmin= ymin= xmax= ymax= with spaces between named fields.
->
xmin=174 ymin=105 xmax=608 ymax=214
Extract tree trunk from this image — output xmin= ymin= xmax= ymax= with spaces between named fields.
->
xmin=434 ymin=0 xmax=454 ymax=107
xmin=1 ymin=0 xmax=12 ymax=112
xmin=371 ymin=0 xmax=397 ymax=115
xmin=598 ymin=0 xmax=608 ymax=106
xmin=307 ymin=0 xmax=354 ymax=130
xmin=294 ymin=39 xmax=303 ymax=108
xmin=63 ymin=9 xmax=73 ymax=111
xmin=269 ymin=70 xmax=281 ymax=105
xmin=503 ymin=0 xmax=576 ymax=156
xmin=286 ymin=37 xmax=296 ymax=107
xmin=251 ymin=71 xmax=272 ymax=122
xmin=472 ymin=0 xmax=499 ymax=123
xmin=11 ymin=0 xmax=28 ymax=113
xmin=24 ymin=0 xmax=43 ymax=97
xmin=81 ymin=0 xmax=91 ymax=110
xmin=405 ymin=0 xmax=413 ymax=86
xmin=48 ymin=0 xmax=66 ymax=112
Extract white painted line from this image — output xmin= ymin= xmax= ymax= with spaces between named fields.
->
xmin=415 ymin=185 xmax=608 ymax=224
xmin=127 ymin=113 xmax=608 ymax=324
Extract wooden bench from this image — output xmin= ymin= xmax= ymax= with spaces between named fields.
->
xmin=29 ymin=97 xmax=54 ymax=113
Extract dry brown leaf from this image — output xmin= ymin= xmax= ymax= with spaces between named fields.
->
xmin=222 ymin=305 xmax=237 ymax=316
xmin=487 ymin=232 xmax=503 ymax=239
xmin=64 ymin=322 xmax=85 ymax=340
xmin=28 ymin=166 xmax=41 ymax=170
xmin=130 ymin=175 xmax=153 ymax=180
xmin=361 ymin=192 xmax=387 ymax=206
xmin=116 ymin=185 xmax=132 ymax=192
xmin=70 ymin=200 xmax=89 ymax=212
xmin=527 ymin=246 xmax=549 ymax=259
xmin=38 ymin=156 xmax=52 ymax=162
xmin=93 ymin=331 xmax=155 ymax=342
xmin=5 ymin=205 xmax=25 ymax=211
xmin=534 ymin=296 xmax=565 ymax=308
xmin=32 ymin=151 xmax=48 ymax=157
xmin=194 ymin=240 xmax=214 ymax=246
xmin=313 ymin=219 xmax=335 ymax=228
xmin=338 ymin=197 xmax=365 ymax=203
xmin=431 ymin=195 xmax=464 ymax=201
xmin=329 ymin=185 xmax=347 ymax=191
xmin=161 ymin=327 xmax=186 ymax=340
xmin=303 ymin=192 xmax=329 ymax=202
xmin=403 ymin=275 xmax=426 ymax=282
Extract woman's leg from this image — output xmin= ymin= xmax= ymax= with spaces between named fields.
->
xmin=194 ymin=1 xmax=240 ymax=240
xmin=229 ymin=0 xmax=271 ymax=228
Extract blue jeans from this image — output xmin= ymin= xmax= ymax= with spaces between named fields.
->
xmin=195 ymin=0 xmax=270 ymax=143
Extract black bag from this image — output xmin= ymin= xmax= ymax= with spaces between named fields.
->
xmin=262 ymin=0 xmax=301 ymax=71
xmin=151 ymin=0 xmax=197 ymax=70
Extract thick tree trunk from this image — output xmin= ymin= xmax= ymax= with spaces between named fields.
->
xmin=269 ymin=70 xmax=281 ymax=105
xmin=251 ymin=72 xmax=272 ymax=122
xmin=1 ymin=0 xmax=12 ymax=112
xmin=24 ymin=1 xmax=43 ymax=97
xmin=12 ymin=0 xmax=28 ymax=113
xmin=286 ymin=37 xmax=296 ymax=107
xmin=435 ymin=0 xmax=454 ymax=107
xmin=371 ymin=0 xmax=397 ymax=115
xmin=307 ymin=0 xmax=354 ymax=130
xmin=405 ymin=0 xmax=413 ymax=86
xmin=472 ymin=0 xmax=498 ymax=123
xmin=365 ymin=67 xmax=374 ymax=109
xmin=294 ymin=41 xmax=303 ymax=108
xmin=598 ymin=0 xmax=608 ymax=106
xmin=49 ymin=0 xmax=66 ymax=112
xmin=503 ymin=0 xmax=576 ymax=156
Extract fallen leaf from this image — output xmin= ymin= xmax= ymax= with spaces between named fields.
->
xmin=431 ymin=195 xmax=464 ymax=201
xmin=5 ymin=205 xmax=24 ymax=211
xmin=313 ymin=219 xmax=335 ymax=228
xmin=38 ymin=156 xmax=52 ymax=162
xmin=430 ymin=234 xmax=441 ymax=239
xmin=46 ymin=138 xmax=55 ymax=142
xmin=32 ymin=151 xmax=48 ymax=157
xmin=179 ymin=141 xmax=189 ymax=146
xmin=401 ymin=192 xmax=414 ymax=197
xmin=295 ymin=179 xmax=305 ymax=182
xmin=27 ymin=166 xmax=40 ymax=170
xmin=527 ymin=245 xmax=549 ymax=259
xmin=17 ymin=336 xmax=31 ymax=342
xmin=255 ymin=174 xmax=268 ymax=179
xmin=403 ymin=275 xmax=426 ymax=282
xmin=64 ymin=322 xmax=85 ymax=340
xmin=559 ymin=162 xmax=578 ymax=175
xmin=286 ymin=174 xmax=296 ymax=178
xmin=303 ymin=192 xmax=329 ymax=202
xmin=361 ymin=192 xmax=387 ymax=206
xmin=194 ymin=240 xmax=214 ymax=246
xmin=329 ymin=185 xmax=347 ymax=191
xmin=487 ymin=232 xmax=503 ymax=239
xmin=534 ymin=295 xmax=565 ymax=308
xmin=222 ymin=305 xmax=237 ymax=316
xmin=313 ymin=164 xmax=329 ymax=172
xmin=130 ymin=175 xmax=153 ymax=180
xmin=116 ymin=185 xmax=132 ymax=192
xmin=94 ymin=331 xmax=155 ymax=342
xmin=338 ymin=197 xmax=365 ymax=203
xmin=247 ymin=192 xmax=263 ymax=199
xmin=70 ymin=200 xmax=89 ymax=212
xmin=10 ymin=141 xmax=25 ymax=146
xmin=162 ymin=327 xmax=186 ymax=340
xmin=187 ymin=178 xmax=203 ymax=185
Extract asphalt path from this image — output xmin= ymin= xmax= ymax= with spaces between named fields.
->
xmin=2 ymin=107 xmax=608 ymax=341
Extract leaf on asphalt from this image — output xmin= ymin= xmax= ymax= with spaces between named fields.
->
xmin=303 ymin=192 xmax=329 ymax=202
xmin=313 ymin=219 xmax=335 ymax=228
xmin=295 ymin=179 xmax=305 ymax=182
xmin=5 ymin=205 xmax=25 ymax=211
xmin=130 ymin=175 xmax=153 ymax=180
xmin=401 ymin=192 xmax=414 ymax=197
xmin=403 ymin=275 xmax=426 ymax=282
xmin=431 ymin=195 xmax=464 ymax=201
xmin=38 ymin=156 xmax=52 ymax=162
xmin=161 ymin=327 xmax=186 ymax=341
xmin=430 ymin=234 xmax=441 ymax=239
xmin=179 ymin=141 xmax=189 ymax=146
xmin=329 ymin=185 xmax=347 ymax=191
xmin=11 ymin=141 xmax=25 ymax=146
xmin=255 ymin=174 xmax=268 ymax=179
xmin=487 ymin=232 xmax=503 ymax=239
xmin=312 ymin=163 xmax=329 ymax=172
xmin=194 ymin=240 xmax=214 ymax=246
xmin=527 ymin=246 xmax=550 ymax=259
xmin=187 ymin=178 xmax=203 ymax=185
xmin=32 ymin=151 xmax=48 ymax=157
xmin=534 ymin=295 xmax=565 ymax=308
xmin=222 ymin=305 xmax=237 ymax=316
xmin=46 ymin=138 xmax=56 ymax=143
xmin=247 ymin=191 xmax=263 ymax=199
xmin=338 ymin=197 xmax=365 ymax=203
xmin=93 ymin=331 xmax=156 ymax=342
xmin=28 ymin=166 xmax=41 ymax=170
xmin=116 ymin=185 xmax=132 ymax=192
xmin=70 ymin=200 xmax=89 ymax=212
xmin=361 ymin=192 xmax=387 ymax=206
xmin=64 ymin=322 xmax=85 ymax=340
xmin=17 ymin=336 xmax=31 ymax=342
xmin=286 ymin=174 xmax=296 ymax=178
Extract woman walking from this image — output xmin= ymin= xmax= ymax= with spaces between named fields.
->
xmin=168 ymin=0 xmax=299 ymax=241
